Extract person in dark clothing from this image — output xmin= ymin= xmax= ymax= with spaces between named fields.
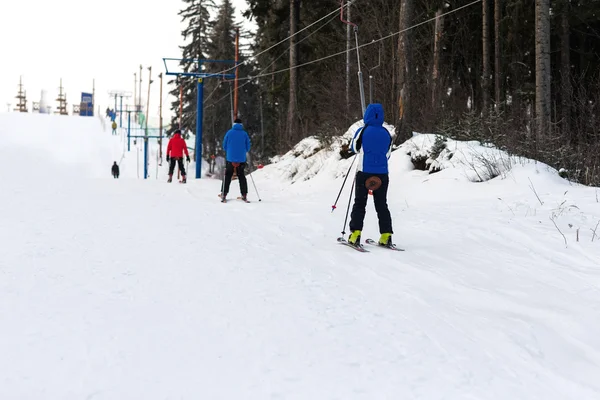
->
xmin=221 ymin=118 xmax=251 ymax=202
xmin=347 ymin=103 xmax=394 ymax=247
xmin=111 ymin=161 xmax=120 ymax=179
xmin=166 ymin=129 xmax=190 ymax=183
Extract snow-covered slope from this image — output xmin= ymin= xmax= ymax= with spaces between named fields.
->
xmin=1 ymin=112 xmax=600 ymax=399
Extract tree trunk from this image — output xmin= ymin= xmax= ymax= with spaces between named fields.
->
xmin=346 ymin=2 xmax=351 ymax=118
xmin=391 ymin=33 xmax=396 ymax=122
xmin=271 ymin=63 xmax=275 ymax=93
xmin=287 ymin=0 xmax=299 ymax=145
xmin=560 ymin=4 xmax=571 ymax=142
xmin=535 ymin=0 xmax=551 ymax=138
xmin=432 ymin=9 xmax=443 ymax=111
xmin=396 ymin=0 xmax=414 ymax=141
xmin=482 ymin=0 xmax=491 ymax=115
xmin=494 ymin=0 xmax=502 ymax=106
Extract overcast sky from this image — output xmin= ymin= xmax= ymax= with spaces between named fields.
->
xmin=0 ymin=0 xmax=254 ymax=124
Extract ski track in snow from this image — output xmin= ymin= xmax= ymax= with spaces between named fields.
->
xmin=1 ymin=112 xmax=600 ymax=399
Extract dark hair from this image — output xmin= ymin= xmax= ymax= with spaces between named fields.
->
xmin=234 ymin=118 xmax=242 ymax=123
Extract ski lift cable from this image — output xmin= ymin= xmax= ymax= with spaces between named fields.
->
xmin=204 ymin=0 xmax=481 ymax=109
xmin=210 ymin=1 xmax=357 ymax=77
xmin=340 ymin=0 xmax=366 ymax=114
xmin=206 ymin=13 xmax=341 ymax=107
xmin=203 ymin=81 xmax=225 ymax=104
xmin=237 ymin=0 xmax=482 ymax=83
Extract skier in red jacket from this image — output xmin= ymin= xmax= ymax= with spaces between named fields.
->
xmin=166 ymin=129 xmax=190 ymax=183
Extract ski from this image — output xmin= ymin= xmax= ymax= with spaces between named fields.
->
xmin=365 ymin=238 xmax=405 ymax=251
xmin=237 ymin=196 xmax=250 ymax=203
xmin=337 ymin=237 xmax=369 ymax=252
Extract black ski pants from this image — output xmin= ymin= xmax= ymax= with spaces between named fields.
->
xmin=349 ymin=171 xmax=393 ymax=234
xmin=168 ymin=157 xmax=186 ymax=177
xmin=222 ymin=161 xmax=248 ymax=197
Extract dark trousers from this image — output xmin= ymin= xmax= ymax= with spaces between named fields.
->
xmin=222 ymin=162 xmax=248 ymax=196
xmin=168 ymin=157 xmax=186 ymax=176
xmin=349 ymin=171 xmax=393 ymax=234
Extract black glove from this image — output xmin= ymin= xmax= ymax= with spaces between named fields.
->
xmin=166 ymin=156 xmax=170 ymax=162
xmin=186 ymin=156 xmax=190 ymax=163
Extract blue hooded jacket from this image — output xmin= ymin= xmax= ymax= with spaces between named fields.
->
xmin=350 ymin=103 xmax=392 ymax=174
xmin=223 ymin=123 xmax=251 ymax=163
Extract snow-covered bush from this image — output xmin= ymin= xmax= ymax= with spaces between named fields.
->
xmin=261 ymin=121 xmax=570 ymax=186
xmin=399 ymin=133 xmax=516 ymax=182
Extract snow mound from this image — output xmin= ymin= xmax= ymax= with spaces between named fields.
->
xmin=263 ymin=119 xmax=396 ymax=183
xmin=397 ymin=133 xmax=575 ymax=185
xmin=400 ymin=133 xmax=516 ymax=182
xmin=261 ymin=124 xmax=570 ymax=190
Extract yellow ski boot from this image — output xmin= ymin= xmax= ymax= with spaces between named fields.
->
xmin=379 ymin=233 xmax=392 ymax=247
xmin=348 ymin=230 xmax=362 ymax=246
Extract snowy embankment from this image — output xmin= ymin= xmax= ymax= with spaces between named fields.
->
xmin=1 ymin=112 xmax=600 ymax=399
xmin=259 ymin=124 xmax=600 ymax=245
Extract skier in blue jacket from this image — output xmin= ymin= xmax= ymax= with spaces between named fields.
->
xmin=347 ymin=103 xmax=394 ymax=247
xmin=221 ymin=118 xmax=251 ymax=202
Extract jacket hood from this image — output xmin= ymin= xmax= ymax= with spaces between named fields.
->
xmin=363 ymin=103 xmax=384 ymax=126
xmin=173 ymin=132 xmax=181 ymax=138
xmin=232 ymin=123 xmax=244 ymax=130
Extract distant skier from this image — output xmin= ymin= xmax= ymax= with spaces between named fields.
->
xmin=111 ymin=161 xmax=120 ymax=179
xmin=111 ymin=121 xmax=117 ymax=135
xmin=209 ymin=154 xmax=216 ymax=174
xmin=221 ymin=118 xmax=251 ymax=202
xmin=215 ymin=154 xmax=226 ymax=177
xmin=166 ymin=129 xmax=190 ymax=183
xmin=347 ymin=103 xmax=394 ymax=247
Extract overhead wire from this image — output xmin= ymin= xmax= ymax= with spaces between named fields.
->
xmin=203 ymin=81 xmax=225 ymax=104
xmin=205 ymin=0 xmax=481 ymax=110
xmin=237 ymin=0 xmax=482 ymax=82
xmin=207 ymin=12 xmax=341 ymax=108
xmin=210 ymin=1 xmax=355 ymax=77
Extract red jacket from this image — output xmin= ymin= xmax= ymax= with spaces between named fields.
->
xmin=166 ymin=133 xmax=189 ymax=158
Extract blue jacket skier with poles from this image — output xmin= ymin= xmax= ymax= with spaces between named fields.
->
xmin=221 ymin=118 xmax=251 ymax=202
xmin=347 ymin=103 xmax=394 ymax=247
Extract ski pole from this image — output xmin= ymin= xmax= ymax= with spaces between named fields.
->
xmin=331 ymin=154 xmax=356 ymax=212
xmin=342 ymin=173 xmax=356 ymax=237
xmin=249 ymin=166 xmax=262 ymax=202
xmin=221 ymin=161 xmax=226 ymax=197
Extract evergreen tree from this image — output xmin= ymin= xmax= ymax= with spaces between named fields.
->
xmin=245 ymin=0 xmax=347 ymax=153
xmin=203 ymin=0 xmax=238 ymax=159
xmin=244 ymin=0 xmax=290 ymax=154
xmin=168 ymin=0 xmax=214 ymax=137
xmin=204 ymin=0 xmax=261 ymax=162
